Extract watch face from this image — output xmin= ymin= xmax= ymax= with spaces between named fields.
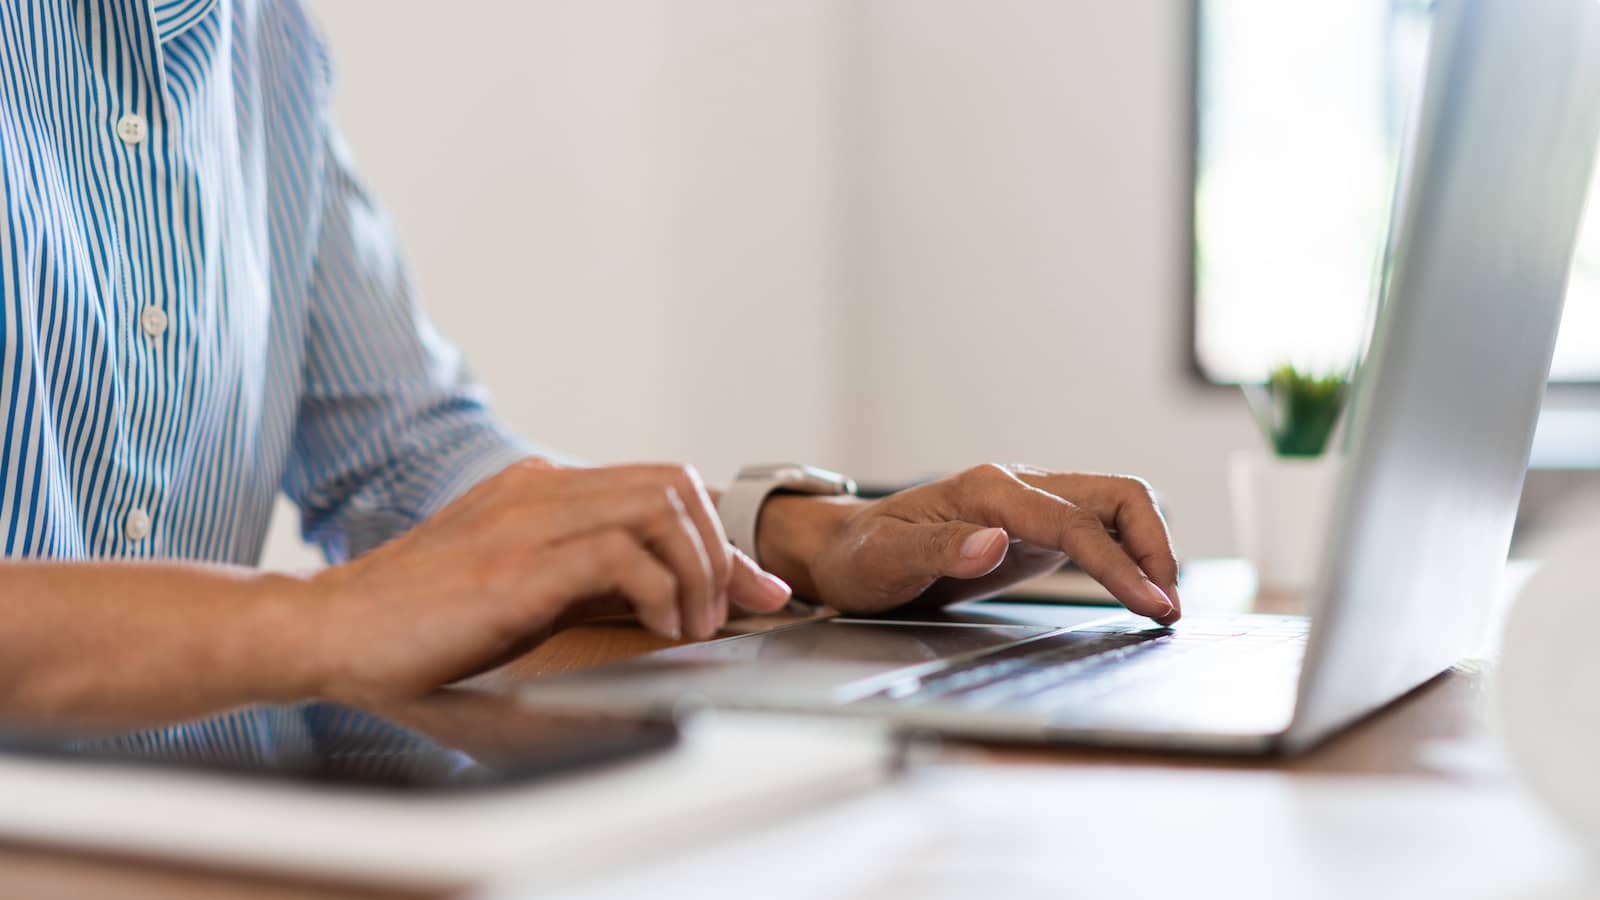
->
xmin=740 ymin=463 xmax=800 ymax=481
xmin=741 ymin=464 xmax=857 ymax=496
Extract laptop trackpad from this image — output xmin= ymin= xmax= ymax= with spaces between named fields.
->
xmin=520 ymin=620 xmax=1055 ymax=713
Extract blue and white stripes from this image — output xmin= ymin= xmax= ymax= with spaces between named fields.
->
xmin=0 ymin=0 xmax=530 ymax=566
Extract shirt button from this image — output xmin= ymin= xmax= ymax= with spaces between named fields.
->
xmin=124 ymin=508 xmax=152 ymax=542
xmin=115 ymin=113 xmax=147 ymax=146
xmin=140 ymin=306 xmax=168 ymax=338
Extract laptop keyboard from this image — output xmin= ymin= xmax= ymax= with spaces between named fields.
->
xmin=873 ymin=615 xmax=1310 ymax=716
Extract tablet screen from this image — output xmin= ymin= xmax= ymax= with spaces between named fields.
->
xmin=0 ymin=692 xmax=677 ymax=792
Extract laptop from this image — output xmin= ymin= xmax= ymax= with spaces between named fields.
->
xmin=520 ymin=0 xmax=1600 ymax=755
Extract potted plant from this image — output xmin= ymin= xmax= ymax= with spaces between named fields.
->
xmin=1229 ymin=364 xmax=1351 ymax=595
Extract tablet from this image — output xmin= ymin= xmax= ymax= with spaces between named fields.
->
xmin=0 ymin=691 xmax=677 ymax=792
xmin=0 ymin=706 xmax=894 ymax=889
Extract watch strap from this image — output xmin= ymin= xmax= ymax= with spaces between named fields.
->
xmin=718 ymin=476 xmax=788 ymax=564
xmin=717 ymin=464 xmax=856 ymax=568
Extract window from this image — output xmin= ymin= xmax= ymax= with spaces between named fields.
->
xmin=1192 ymin=0 xmax=1600 ymax=384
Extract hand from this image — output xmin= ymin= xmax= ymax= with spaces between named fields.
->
xmin=305 ymin=460 xmax=793 ymax=706
xmin=764 ymin=464 xmax=1180 ymax=624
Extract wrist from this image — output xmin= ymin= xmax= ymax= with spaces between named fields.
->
xmin=755 ymin=494 xmax=862 ymax=599
xmin=238 ymin=571 xmax=334 ymax=704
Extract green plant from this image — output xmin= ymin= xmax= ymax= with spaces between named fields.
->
xmin=1242 ymin=364 xmax=1349 ymax=457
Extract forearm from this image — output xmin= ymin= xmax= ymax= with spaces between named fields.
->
xmin=0 ymin=562 xmax=320 ymax=728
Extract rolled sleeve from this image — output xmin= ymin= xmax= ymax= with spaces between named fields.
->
xmin=283 ymin=124 xmax=544 ymax=562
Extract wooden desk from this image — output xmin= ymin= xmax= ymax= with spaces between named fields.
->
xmin=0 ymin=596 xmax=1511 ymax=900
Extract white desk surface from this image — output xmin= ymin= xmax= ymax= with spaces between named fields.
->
xmin=519 ymin=762 xmax=1596 ymax=900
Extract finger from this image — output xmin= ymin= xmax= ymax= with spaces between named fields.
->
xmin=891 ymin=520 xmax=1011 ymax=581
xmin=482 ymin=463 xmax=734 ymax=618
xmin=557 ymin=464 xmax=735 ymax=626
xmin=541 ymin=528 xmax=682 ymax=639
xmin=726 ymin=547 xmax=794 ymax=613
xmin=510 ymin=485 xmax=718 ymax=638
xmin=1016 ymin=472 xmax=1181 ymax=614
xmin=1066 ymin=521 xmax=1179 ymax=625
xmin=669 ymin=467 xmax=734 ymax=628
xmin=628 ymin=488 xmax=718 ymax=640
xmin=528 ymin=490 xmax=716 ymax=637
xmin=945 ymin=466 xmax=1178 ymax=623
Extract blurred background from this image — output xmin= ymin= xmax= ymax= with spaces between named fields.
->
xmin=263 ymin=0 xmax=1600 ymax=570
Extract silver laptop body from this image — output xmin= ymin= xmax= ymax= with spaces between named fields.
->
xmin=520 ymin=0 xmax=1600 ymax=754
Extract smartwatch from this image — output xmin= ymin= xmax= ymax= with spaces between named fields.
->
xmin=717 ymin=463 xmax=857 ymax=566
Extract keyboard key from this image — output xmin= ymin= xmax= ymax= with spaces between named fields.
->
xmin=871 ymin=615 xmax=1310 ymax=713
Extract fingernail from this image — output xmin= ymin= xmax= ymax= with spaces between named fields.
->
xmin=1144 ymin=580 xmax=1177 ymax=618
xmin=961 ymin=528 xmax=1007 ymax=560
xmin=758 ymin=570 xmax=792 ymax=605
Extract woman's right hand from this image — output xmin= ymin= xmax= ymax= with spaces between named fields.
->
xmin=304 ymin=459 xmax=792 ymax=707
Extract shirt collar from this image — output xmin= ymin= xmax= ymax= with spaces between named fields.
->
xmin=150 ymin=0 xmax=219 ymax=44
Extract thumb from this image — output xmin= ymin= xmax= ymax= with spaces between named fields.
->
xmin=913 ymin=522 xmax=1009 ymax=580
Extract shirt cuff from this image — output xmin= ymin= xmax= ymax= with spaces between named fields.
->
xmin=414 ymin=429 xmax=542 ymax=521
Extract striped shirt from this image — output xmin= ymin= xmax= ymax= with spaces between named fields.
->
xmin=0 ymin=0 xmax=531 ymax=567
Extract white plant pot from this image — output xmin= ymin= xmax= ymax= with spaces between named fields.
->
xmin=1228 ymin=451 xmax=1345 ymax=594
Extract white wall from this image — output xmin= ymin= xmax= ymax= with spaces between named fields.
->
xmin=267 ymin=0 xmax=855 ymax=567
xmin=266 ymin=0 xmax=1257 ymax=568
xmin=847 ymin=0 xmax=1255 ymax=553
xmin=306 ymin=0 xmax=852 ymax=472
